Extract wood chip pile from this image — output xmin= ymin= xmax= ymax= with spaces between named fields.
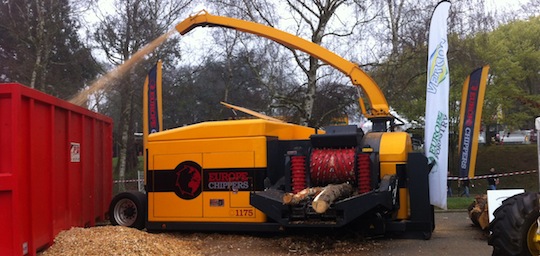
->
xmin=37 ymin=224 xmax=379 ymax=255
xmin=39 ymin=226 xmax=202 ymax=256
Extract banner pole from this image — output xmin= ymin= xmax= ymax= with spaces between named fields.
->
xmin=536 ymin=117 xmax=540 ymax=192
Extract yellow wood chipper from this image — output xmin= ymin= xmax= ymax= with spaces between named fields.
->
xmin=109 ymin=11 xmax=434 ymax=239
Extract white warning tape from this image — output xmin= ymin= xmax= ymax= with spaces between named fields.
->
xmin=448 ymin=170 xmax=537 ymax=180
xmin=113 ymin=179 xmax=143 ymax=184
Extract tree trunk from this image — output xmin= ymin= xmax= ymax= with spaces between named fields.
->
xmin=30 ymin=0 xmax=46 ymax=89
xmin=468 ymin=194 xmax=489 ymax=230
xmin=117 ymin=114 xmax=129 ymax=192
xmin=283 ymin=187 xmax=324 ymax=205
xmin=312 ymin=183 xmax=354 ymax=214
xmin=303 ymin=56 xmax=318 ymax=126
xmin=116 ymin=87 xmax=133 ymax=192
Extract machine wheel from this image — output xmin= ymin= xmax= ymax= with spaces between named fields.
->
xmin=109 ymin=191 xmax=147 ymax=229
xmin=489 ymin=192 xmax=540 ymax=256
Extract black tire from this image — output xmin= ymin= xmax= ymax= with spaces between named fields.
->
xmin=488 ymin=192 xmax=540 ymax=256
xmin=109 ymin=191 xmax=147 ymax=229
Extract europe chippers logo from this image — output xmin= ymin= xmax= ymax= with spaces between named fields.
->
xmin=174 ymin=161 xmax=202 ymax=200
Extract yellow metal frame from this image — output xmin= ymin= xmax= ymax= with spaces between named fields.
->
xmin=147 ymin=135 xmax=271 ymax=223
xmin=175 ymin=10 xmax=390 ymax=119
xmin=379 ymin=132 xmax=412 ymax=219
xmin=147 ymin=120 xmax=320 ymax=223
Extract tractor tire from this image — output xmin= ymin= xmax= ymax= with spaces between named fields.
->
xmin=109 ymin=191 xmax=147 ymax=230
xmin=488 ymin=192 xmax=540 ymax=256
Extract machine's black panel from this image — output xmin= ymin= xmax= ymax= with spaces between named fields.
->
xmin=250 ymin=188 xmax=395 ymax=228
xmin=310 ymin=125 xmax=364 ymax=148
xmin=359 ymin=132 xmax=383 ymax=152
xmin=396 ymin=164 xmax=408 ymax=188
xmin=146 ymin=168 xmax=267 ymax=192
xmin=406 ymin=152 xmax=433 ymax=226
xmin=266 ymin=139 xmax=311 ymax=190
xmin=384 ymin=152 xmax=434 ymax=239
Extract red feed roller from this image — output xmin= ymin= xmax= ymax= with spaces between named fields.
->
xmin=291 ymin=155 xmax=307 ymax=193
xmin=357 ymin=153 xmax=371 ymax=193
xmin=310 ymin=148 xmax=356 ymax=186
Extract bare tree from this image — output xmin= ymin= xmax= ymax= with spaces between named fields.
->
xmin=522 ymin=0 xmax=540 ymax=17
xmin=93 ymin=0 xmax=190 ymax=191
xmin=207 ymin=0 xmax=373 ymax=127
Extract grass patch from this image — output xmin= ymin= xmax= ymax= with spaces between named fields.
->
xmin=459 ymin=144 xmax=538 ymax=193
xmin=447 ymin=196 xmax=475 ymax=210
xmin=445 ymin=143 xmax=539 ymax=210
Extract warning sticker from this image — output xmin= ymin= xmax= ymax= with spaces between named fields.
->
xmin=70 ymin=142 xmax=80 ymax=162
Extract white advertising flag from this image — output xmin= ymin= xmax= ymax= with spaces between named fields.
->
xmin=425 ymin=1 xmax=451 ymax=210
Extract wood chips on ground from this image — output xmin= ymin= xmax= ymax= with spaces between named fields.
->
xmin=39 ymin=226 xmax=202 ymax=256
xmin=38 ymin=224 xmax=380 ymax=255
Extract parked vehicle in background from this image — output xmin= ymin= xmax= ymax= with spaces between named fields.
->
xmin=479 ymin=129 xmax=531 ymax=145
xmin=499 ymin=130 xmax=528 ymax=144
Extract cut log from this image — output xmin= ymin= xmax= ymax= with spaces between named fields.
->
xmin=312 ymin=183 xmax=354 ymax=214
xmin=282 ymin=187 xmax=323 ymax=205
xmin=468 ymin=194 xmax=489 ymax=230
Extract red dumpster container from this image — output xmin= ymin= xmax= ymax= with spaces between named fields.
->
xmin=0 ymin=83 xmax=113 ymax=255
